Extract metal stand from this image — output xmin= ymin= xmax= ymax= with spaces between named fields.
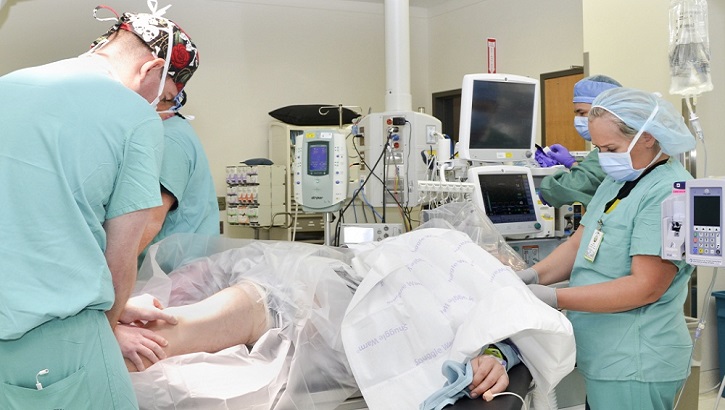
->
xmin=324 ymin=212 xmax=334 ymax=246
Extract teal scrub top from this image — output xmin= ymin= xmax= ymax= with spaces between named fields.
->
xmin=139 ymin=115 xmax=219 ymax=266
xmin=540 ymin=150 xmax=606 ymax=208
xmin=0 ymin=56 xmax=164 ymax=340
xmin=568 ymin=159 xmax=694 ymax=383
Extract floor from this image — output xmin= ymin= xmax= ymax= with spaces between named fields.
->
xmin=700 ymin=389 xmax=722 ymax=409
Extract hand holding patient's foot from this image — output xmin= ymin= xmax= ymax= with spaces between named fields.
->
xmin=124 ymin=281 xmax=270 ymax=372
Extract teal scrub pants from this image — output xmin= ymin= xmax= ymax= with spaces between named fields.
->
xmin=584 ymin=378 xmax=684 ymax=410
xmin=0 ymin=309 xmax=138 ymax=409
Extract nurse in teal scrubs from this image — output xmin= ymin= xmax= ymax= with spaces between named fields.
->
xmin=517 ymin=88 xmax=696 ymax=410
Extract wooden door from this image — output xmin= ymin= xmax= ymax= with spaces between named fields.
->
xmin=541 ymin=68 xmax=584 ymax=150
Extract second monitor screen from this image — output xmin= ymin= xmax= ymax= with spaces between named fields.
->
xmin=477 ymin=173 xmax=537 ymax=223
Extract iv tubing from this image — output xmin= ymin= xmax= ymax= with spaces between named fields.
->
xmin=674 ymin=267 xmax=719 ymax=409
xmin=685 ymin=96 xmax=707 ymax=176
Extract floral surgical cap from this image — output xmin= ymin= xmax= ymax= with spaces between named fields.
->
xmin=591 ymin=87 xmax=696 ymax=156
xmin=91 ymin=4 xmax=199 ymax=94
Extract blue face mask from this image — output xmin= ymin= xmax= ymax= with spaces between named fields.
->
xmin=597 ymin=105 xmax=662 ymax=182
xmin=574 ymin=116 xmax=591 ymax=141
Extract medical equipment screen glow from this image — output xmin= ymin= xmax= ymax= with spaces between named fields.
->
xmin=469 ymin=80 xmax=535 ymax=150
xmin=694 ymin=195 xmax=720 ymax=227
xmin=477 ymin=173 xmax=537 ymax=223
xmin=307 ymin=142 xmax=329 ymax=176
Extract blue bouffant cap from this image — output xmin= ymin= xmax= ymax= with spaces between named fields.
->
xmin=573 ymin=75 xmax=622 ymax=104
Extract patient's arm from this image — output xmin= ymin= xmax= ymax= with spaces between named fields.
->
xmin=125 ymin=282 xmax=269 ymax=372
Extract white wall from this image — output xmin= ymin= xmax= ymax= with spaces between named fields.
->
xmin=428 ymin=0 xmax=583 ymax=92
xmin=585 ymin=0 xmax=725 ymax=389
xmin=426 ymin=0 xmax=583 ymax=144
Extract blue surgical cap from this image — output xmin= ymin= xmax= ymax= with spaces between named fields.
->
xmin=591 ymin=87 xmax=696 ymax=156
xmin=573 ymin=75 xmax=622 ymax=104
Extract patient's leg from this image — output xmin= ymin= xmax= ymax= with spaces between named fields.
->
xmin=125 ymin=281 xmax=269 ymax=372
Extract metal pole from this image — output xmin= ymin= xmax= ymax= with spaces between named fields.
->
xmin=324 ymin=212 xmax=334 ymax=246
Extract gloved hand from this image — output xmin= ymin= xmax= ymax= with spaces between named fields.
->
xmin=527 ymin=284 xmax=558 ymax=309
xmin=545 ymin=144 xmax=576 ymax=168
xmin=535 ymin=145 xmax=559 ymax=168
xmin=515 ymin=267 xmax=539 ymax=285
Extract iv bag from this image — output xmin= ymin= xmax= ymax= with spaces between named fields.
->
xmin=669 ymin=0 xmax=713 ymax=96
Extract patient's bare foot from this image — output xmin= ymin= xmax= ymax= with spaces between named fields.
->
xmin=125 ymin=282 xmax=269 ymax=372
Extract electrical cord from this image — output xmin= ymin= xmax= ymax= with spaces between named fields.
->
xmin=674 ymin=268 xmax=718 ymax=409
xmin=716 ymin=377 xmax=725 ymax=410
xmin=481 ymin=391 xmax=528 ymax=410
xmin=358 ymin=180 xmax=382 ymax=220
xmin=382 ymin=132 xmax=388 ymax=222
xmin=685 ymin=97 xmax=707 ymax=176
xmin=404 ymin=120 xmax=413 ymax=208
xmin=35 ymin=369 xmax=49 ymax=390
xmin=700 ymin=382 xmax=721 ymax=395
xmin=351 ymin=192 xmax=358 ymax=222
xmin=351 ymin=134 xmax=400 ymax=200
xmin=340 ymin=127 xmax=415 ymax=243
xmin=334 ymin=140 xmax=389 ymax=245
xmin=350 ymin=133 xmax=413 ymax=226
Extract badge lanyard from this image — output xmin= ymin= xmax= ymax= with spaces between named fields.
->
xmin=584 ymin=159 xmax=669 ymax=262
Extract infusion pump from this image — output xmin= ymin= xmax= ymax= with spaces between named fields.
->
xmin=662 ymin=178 xmax=725 ymax=267
xmin=293 ymin=130 xmax=348 ymax=213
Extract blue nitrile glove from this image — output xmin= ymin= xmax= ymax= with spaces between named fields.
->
xmin=527 ymin=284 xmax=558 ymax=309
xmin=535 ymin=145 xmax=559 ymax=167
xmin=515 ymin=268 xmax=539 ymax=285
xmin=545 ymin=144 xmax=576 ymax=168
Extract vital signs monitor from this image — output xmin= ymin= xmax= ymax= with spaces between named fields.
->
xmin=293 ymin=130 xmax=348 ymax=212
xmin=467 ymin=165 xmax=542 ymax=237
xmin=457 ymin=73 xmax=539 ymax=163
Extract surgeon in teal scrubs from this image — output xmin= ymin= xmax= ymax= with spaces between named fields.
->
xmin=539 ymin=75 xmax=621 ymax=209
xmin=0 ymin=7 xmax=199 ymax=409
xmin=517 ymin=88 xmax=696 ymax=410
xmin=137 ymin=91 xmax=220 ymax=270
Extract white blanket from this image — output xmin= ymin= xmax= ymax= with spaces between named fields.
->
xmin=341 ymin=228 xmax=576 ymax=410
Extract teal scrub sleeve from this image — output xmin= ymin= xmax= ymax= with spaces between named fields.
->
xmin=159 ymin=138 xmax=192 ymax=203
xmin=105 ymin=118 xmax=165 ymax=219
xmin=539 ymin=150 xmax=607 ymax=208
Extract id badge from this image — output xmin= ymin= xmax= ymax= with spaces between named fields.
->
xmin=584 ymin=227 xmax=604 ymax=262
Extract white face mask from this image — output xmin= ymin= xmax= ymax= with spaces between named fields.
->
xmin=597 ymin=105 xmax=662 ymax=182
